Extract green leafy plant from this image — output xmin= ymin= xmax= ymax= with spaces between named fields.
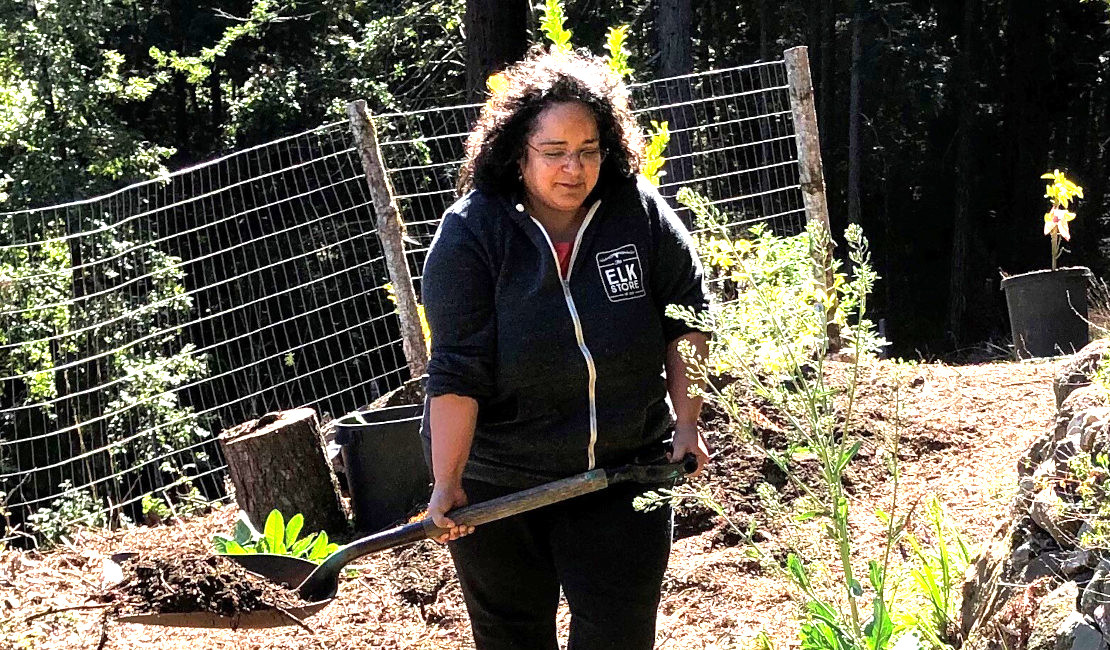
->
xmin=643 ymin=120 xmax=670 ymax=186
xmin=141 ymin=494 xmax=172 ymax=523
xmin=675 ymin=187 xmax=885 ymax=378
xmin=212 ymin=509 xmax=338 ymax=562
xmin=603 ymin=25 xmax=633 ymax=79
xmin=889 ymin=497 xmax=974 ymax=645
xmin=650 ymin=202 xmax=965 ymax=648
xmin=1066 ymin=450 xmax=1110 ymax=550
xmin=25 ymin=481 xmax=107 ymax=547
xmin=141 ymin=465 xmax=211 ymax=525
xmin=539 ymin=0 xmax=573 ymax=53
xmin=1 ymin=210 xmax=209 ymax=542
xmin=146 ymin=0 xmax=286 ymax=86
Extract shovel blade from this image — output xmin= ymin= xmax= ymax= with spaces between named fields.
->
xmin=105 ymin=553 xmax=329 ymax=629
xmin=115 ymin=600 xmax=331 ymax=629
xmin=223 ymin=553 xmax=317 ymax=588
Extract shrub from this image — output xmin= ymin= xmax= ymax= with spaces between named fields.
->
xmin=649 ymin=197 xmax=968 ymax=648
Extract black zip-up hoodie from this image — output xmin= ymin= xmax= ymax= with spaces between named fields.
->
xmin=421 ymin=175 xmax=709 ymax=489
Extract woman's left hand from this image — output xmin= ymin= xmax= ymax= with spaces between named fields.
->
xmin=668 ymin=424 xmax=710 ymax=477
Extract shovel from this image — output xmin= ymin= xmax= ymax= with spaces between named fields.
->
xmin=111 ymin=453 xmax=697 ymax=629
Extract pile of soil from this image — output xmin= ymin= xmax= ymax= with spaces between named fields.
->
xmin=109 ymin=552 xmax=310 ymax=617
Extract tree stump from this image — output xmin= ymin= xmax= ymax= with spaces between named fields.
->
xmin=219 ymin=408 xmax=348 ymax=535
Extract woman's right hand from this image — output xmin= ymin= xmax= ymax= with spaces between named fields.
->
xmin=428 ymin=481 xmax=475 ymax=543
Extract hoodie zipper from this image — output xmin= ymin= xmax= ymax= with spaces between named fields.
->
xmin=529 ymin=200 xmax=601 ymax=470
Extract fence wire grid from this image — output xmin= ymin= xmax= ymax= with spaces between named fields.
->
xmin=0 ymin=58 xmax=809 ymax=544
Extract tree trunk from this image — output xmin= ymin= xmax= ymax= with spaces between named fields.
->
xmin=656 ymin=0 xmax=695 ymax=201
xmin=819 ymin=0 xmax=836 ymax=158
xmin=209 ymin=62 xmax=223 ymax=150
xmin=464 ymin=0 xmax=528 ymax=102
xmin=947 ymin=0 xmax=982 ymax=344
xmin=220 ymin=408 xmax=348 ymax=535
xmin=846 ymin=0 xmax=864 ymax=225
xmin=757 ymin=0 xmax=770 ymax=61
xmin=658 ymin=0 xmax=692 ymax=77
xmin=170 ymin=0 xmax=189 ymax=155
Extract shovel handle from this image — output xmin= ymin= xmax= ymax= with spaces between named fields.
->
xmin=423 ymin=468 xmax=610 ymax=537
xmin=424 ymin=453 xmax=697 ymax=537
xmin=301 ymin=457 xmax=698 ymax=600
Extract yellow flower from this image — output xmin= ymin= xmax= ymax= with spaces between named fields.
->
xmin=382 ymin=283 xmax=398 ymax=305
xmin=1041 ymin=169 xmax=1084 ymax=210
xmin=417 ymin=304 xmax=431 ymax=353
xmin=486 ymin=72 xmax=509 ymax=98
xmin=705 ymin=238 xmax=735 ymax=268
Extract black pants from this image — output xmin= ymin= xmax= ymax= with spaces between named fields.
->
xmin=447 ymin=478 xmax=673 ymax=650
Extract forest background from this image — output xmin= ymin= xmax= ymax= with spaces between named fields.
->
xmin=1 ymin=0 xmax=1109 ymax=357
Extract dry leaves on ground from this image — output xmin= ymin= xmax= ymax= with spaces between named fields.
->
xmin=0 ymin=358 xmax=1057 ymax=649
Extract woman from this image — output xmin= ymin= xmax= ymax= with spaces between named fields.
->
xmin=421 ymin=47 xmax=711 ymax=650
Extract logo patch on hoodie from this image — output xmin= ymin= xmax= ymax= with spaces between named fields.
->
xmin=596 ymin=244 xmax=645 ymax=302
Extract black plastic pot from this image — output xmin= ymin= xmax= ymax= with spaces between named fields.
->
xmin=1001 ymin=266 xmax=1092 ymax=359
xmin=334 ymin=403 xmax=430 ymax=533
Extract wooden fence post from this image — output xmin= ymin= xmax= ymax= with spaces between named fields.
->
xmin=347 ymin=100 xmax=429 ymax=379
xmin=785 ymin=46 xmax=841 ymax=351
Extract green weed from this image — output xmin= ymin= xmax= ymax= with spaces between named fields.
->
xmin=212 ymin=509 xmax=338 ymax=563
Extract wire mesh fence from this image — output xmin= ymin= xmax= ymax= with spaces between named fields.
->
xmin=0 ymin=122 xmax=410 ymax=544
xmin=375 ymin=60 xmax=805 ymax=287
xmin=0 ymin=57 xmax=811 ymax=544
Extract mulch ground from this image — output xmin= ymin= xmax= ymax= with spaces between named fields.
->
xmin=0 ymin=357 xmax=1057 ymax=649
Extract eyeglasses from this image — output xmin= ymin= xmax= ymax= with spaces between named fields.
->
xmin=526 ymin=142 xmax=607 ymax=168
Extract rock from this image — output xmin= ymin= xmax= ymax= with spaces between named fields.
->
xmin=1020 ymin=474 xmax=1041 ymax=498
xmin=1030 ymin=387 xmax=1110 ymax=475
xmin=1023 ymin=396 xmax=1110 ymax=476
xmin=1023 ymin=550 xmax=1095 ymax=582
xmin=1056 ymin=432 xmax=1084 ymax=470
xmin=1030 ymin=487 xmax=1083 ymax=547
xmin=1078 ymin=409 xmax=1110 ymax=452
xmin=963 ymin=521 xmax=1023 ymax=641
xmin=1089 ymin=433 xmax=1110 ymax=464
xmin=1076 ymin=523 xmax=1099 ymax=550
xmin=1026 ymin=553 xmax=1067 ymax=582
xmin=1056 ymin=340 xmax=1110 ymax=408
xmin=1060 ymin=549 xmax=1097 ymax=577
xmin=1013 ymin=539 xmax=1042 ymax=566
xmin=1026 ymin=430 xmax=1060 ymax=476
xmin=1055 ymin=612 xmax=1107 ymax=650
xmin=1058 ymin=386 xmax=1110 ymax=445
xmin=1015 ymin=461 xmax=1058 ymax=516
xmin=1027 ymin=581 xmax=1079 ymax=650
xmin=1081 ymin=558 xmax=1110 ymax=617
xmin=1093 ymin=604 xmax=1110 ymax=637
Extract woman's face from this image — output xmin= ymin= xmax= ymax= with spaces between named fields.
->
xmin=519 ymin=101 xmax=602 ymax=219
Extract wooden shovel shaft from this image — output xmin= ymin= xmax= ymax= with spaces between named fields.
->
xmin=298 ymin=469 xmax=610 ymax=600
xmin=426 ymin=468 xmax=610 ymax=534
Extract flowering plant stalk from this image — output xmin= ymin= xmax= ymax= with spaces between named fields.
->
xmin=1042 ymin=169 xmax=1084 ymax=271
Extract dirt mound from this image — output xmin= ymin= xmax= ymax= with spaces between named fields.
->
xmin=111 ymin=553 xmax=309 ymax=617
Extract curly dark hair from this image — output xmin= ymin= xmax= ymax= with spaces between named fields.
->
xmin=457 ymin=47 xmax=646 ymax=196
